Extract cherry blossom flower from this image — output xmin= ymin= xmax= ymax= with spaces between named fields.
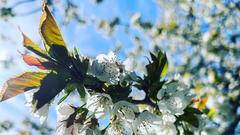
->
xmin=56 ymin=103 xmax=80 ymax=135
xmin=86 ymin=93 xmax=113 ymax=119
xmin=157 ymin=82 xmax=192 ymax=115
xmin=133 ymin=111 xmax=163 ymax=135
xmin=88 ymin=51 xmax=121 ymax=84
xmin=112 ymin=101 xmax=139 ymax=121
xmin=104 ymin=120 xmax=133 ymax=135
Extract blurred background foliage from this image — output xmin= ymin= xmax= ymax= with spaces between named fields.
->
xmin=0 ymin=0 xmax=239 ymax=134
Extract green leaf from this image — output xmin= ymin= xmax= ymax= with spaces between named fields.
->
xmin=57 ymin=93 xmax=70 ymax=105
xmin=137 ymin=49 xmax=168 ymax=101
xmin=187 ymin=107 xmax=203 ymax=115
xmin=77 ymin=86 xmax=86 ymax=99
xmin=83 ymin=75 xmax=105 ymax=92
xmin=177 ymin=107 xmax=202 ymax=128
xmin=33 ymin=72 xmax=68 ymax=110
xmin=58 ymin=82 xmax=79 ymax=105
xmin=48 ymin=45 xmax=70 ymax=64
xmin=105 ymin=85 xmax=131 ymax=103
xmin=71 ymin=54 xmax=89 ymax=79
xmin=149 ymin=81 xmax=166 ymax=101
xmin=146 ymin=50 xmax=168 ymax=81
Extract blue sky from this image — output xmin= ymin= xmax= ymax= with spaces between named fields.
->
xmin=0 ymin=0 xmax=160 ymax=130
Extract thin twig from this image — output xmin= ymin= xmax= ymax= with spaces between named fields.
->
xmin=11 ymin=0 xmax=36 ymax=8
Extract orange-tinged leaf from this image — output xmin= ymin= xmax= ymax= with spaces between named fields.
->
xmin=21 ymin=54 xmax=46 ymax=70
xmin=197 ymin=96 xmax=208 ymax=110
xmin=20 ymin=30 xmax=46 ymax=55
xmin=0 ymin=72 xmax=46 ymax=101
xmin=191 ymin=97 xmax=200 ymax=103
xmin=39 ymin=3 xmax=66 ymax=51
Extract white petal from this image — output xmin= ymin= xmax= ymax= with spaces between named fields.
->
xmin=56 ymin=103 xmax=80 ymax=135
xmin=34 ymin=104 xmax=50 ymax=124
xmin=105 ymin=120 xmax=133 ymax=135
xmin=157 ymin=81 xmax=192 ymax=115
xmin=56 ymin=103 xmax=75 ymax=121
xmin=162 ymin=113 xmax=176 ymax=123
xmin=133 ymin=111 xmax=163 ymax=135
xmin=56 ymin=120 xmax=80 ymax=135
xmin=25 ymin=90 xmax=49 ymax=124
xmin=86 ymin=93 xmax=113 ymax=119
xmin=88 ymin=51 xmax=122 ymax=85
xmin=112 ymin=101 xmax=139 ymax=121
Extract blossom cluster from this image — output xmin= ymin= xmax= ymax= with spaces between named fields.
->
xmin=29 ymin=51 xmax=199 ymax=135
xmin=0 ymin=3 xmax=210 ymax=135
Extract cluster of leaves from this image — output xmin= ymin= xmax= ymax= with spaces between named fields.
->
xmin=0 ymin=3 xmax=100 ymax=111
xmin=135 ymin=49 xmax=168 ymax=101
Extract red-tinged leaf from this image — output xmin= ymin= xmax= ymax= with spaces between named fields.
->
xmin=0 ymin=72 xmax=46 ymax=101
xmin=21 ymin=54 xmax=46 ymax=70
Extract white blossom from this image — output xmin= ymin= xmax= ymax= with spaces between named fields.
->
xmin=112 ymin=101 xmax=139 ymax=121
xmin=105 ymin=120 xmax=133 ymax=135
xmin=157 ymin=82 xmax=192 ymax=115
xmin=56 ymin=103 xmax=101 ymax=135
xmin=159 ymin=122 xmax=177 ymax=135
xmin=86 ymin=93 xmax=113 ymax=119
xmin=161 ymin=113 xmax=177 ymax=135
xmin=56 ymin=103 xmax=80 ymax=135
xmin=88 ymin=51 xmax=121 ymax=84
xmin=133 ymin=111 xmax=163 ymax=135
xmin=162 ymin=113 xmax=176 ymax=124
xmin=133 ymin=111 xmax=177 ymax=135
xmin=25 ymin=89 xmax=49 ymax=124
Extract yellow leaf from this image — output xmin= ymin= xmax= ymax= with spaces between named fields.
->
xmin=20 ymin=30 xmax=46 ymax=55
xmin=39 ymin=3 xmax=66 ymax=51
xmin=207 ymin=108 xmax=216 ymax=118
xmin=0 ymin=72 xmax=46 ymax=101
xmin=160 ymin=59 xmax=168 ymax=77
